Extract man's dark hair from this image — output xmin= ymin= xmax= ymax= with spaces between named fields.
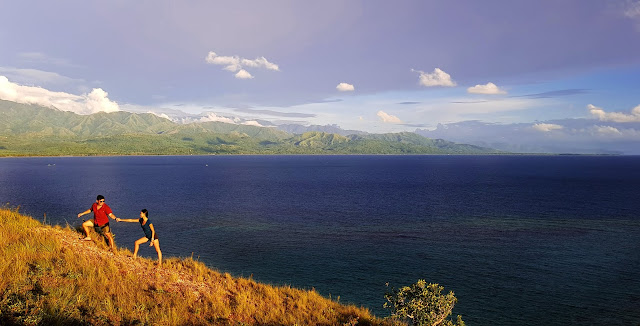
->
xmin=97 ymin=195 xmax=105 ymax=201
xmin=141 ymin=209 xmax=148 ymax=218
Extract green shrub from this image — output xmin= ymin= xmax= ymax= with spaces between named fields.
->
xmin=384 ymin=280 xmax=464 ymax=326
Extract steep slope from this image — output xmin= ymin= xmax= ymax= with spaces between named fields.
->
xmin=0 ymin=208 xmax=393 ymax=325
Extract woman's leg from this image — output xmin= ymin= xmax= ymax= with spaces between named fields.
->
xmin=133 ymin=237 xmax=148 ymax=258
xmin=153 ymin=239 xmax=162 ymax=265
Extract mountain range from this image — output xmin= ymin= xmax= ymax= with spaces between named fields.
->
xmin=0 ymin=99 xmax=500 ymax=156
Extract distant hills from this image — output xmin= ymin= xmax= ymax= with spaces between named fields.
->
xmin=0 ymin=99 xmax=501 ymax=156
xmin=276 ymin=123 xmax=368 ymax=136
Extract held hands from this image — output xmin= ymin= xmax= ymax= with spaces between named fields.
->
xmin=116 ymin=218 xmax=121 ymax=222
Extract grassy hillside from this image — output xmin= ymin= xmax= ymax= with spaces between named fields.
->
xmin=0 ymin=131 xmax=501 ymax=156
xmin=0 ymin=207 xmax=399 ymax=325
xmin=0 ymin=99 xmax=289 ymax=140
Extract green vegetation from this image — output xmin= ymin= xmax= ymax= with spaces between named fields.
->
xmin=0 ymin=99 xmax=502 ymax=156
xmin=1 ymin=207 xmax=402 ymax=325
xmin=384 ymin=280 xmax=465 ymax=326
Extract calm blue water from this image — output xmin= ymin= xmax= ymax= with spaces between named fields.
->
xmin=1 ymin=155 xmax=639 ymax=325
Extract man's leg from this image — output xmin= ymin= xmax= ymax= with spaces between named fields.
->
xmin=81 ymin=220 xmax=94 ymax=240
xmin=101 ymin=224 xmax=116 ymax=252
xmin=104 ymin=232 xmax=116 ymax=252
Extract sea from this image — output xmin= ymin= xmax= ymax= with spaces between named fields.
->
xmin=0 ymin=155 xmax=638 ymax=325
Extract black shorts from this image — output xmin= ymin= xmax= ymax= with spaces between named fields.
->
xmin=145 ymin=233 xmax=158 ymax=241
xmin=94 ymin=222 xmax=111 ymax=234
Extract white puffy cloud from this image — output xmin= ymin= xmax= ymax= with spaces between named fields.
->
xmin=242 ymin=120 xmax=263 ymax=127
xmin=85 ymin=88 xmax=119 ymax=113
xmin=235 ymin=69 xmax=254 ymax=79
xmin=206 ymin=52 xmax=240 ymax=70
xmin=413 ymin=68 xmax=456 ymax=87
xmin=196 ymin=112 xmax=237 ymax=124
xmin=205 ymin=51 xmax=279 ymax=79
xmin=0 ymin=75 xmax=119 ymax=114
xmin=588 ymin=104 xmax=640 ymax=122
xmin=377 ymin=110 xmax=402 ymax=123
xmin=336 ymin=82 xmax=355 ymax=92
xmin=467 ymin=82 xmax=507 ymax=95
xmin=532 ymin=123 xmax=563 ymax=132
xmin=241 ymin=57 xmax=279 ymax=71
xmin=148 ymin=111 xmax=171 ymax=120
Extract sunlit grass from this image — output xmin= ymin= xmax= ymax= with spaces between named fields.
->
xmin=0 ymin=207 xmax=400 ymax=325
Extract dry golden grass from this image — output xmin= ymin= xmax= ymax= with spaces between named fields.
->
xmin=0 ymin=207 xmax=402 ymax=326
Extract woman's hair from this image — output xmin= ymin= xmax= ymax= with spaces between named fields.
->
xmin=141 ymin=209 xmax=148 ymax=218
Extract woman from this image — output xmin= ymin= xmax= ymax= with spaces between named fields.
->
xmin=117 ymin=209 xmax=162 ymax=265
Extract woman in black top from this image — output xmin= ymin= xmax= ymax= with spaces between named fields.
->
xmin=117 ymin=209 xmax=162 ymax=265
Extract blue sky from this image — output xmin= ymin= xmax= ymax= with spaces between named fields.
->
xmin=1 ymin=0 xmax=639 ymax=152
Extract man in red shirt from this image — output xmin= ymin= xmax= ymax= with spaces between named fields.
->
xmin=77 ymin=194 xmax=119 ymax=252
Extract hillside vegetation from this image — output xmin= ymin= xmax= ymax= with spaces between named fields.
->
xmin=0 ymin=207 xmax=399 ymax=325
xmin=0 ymin=100 xmax=501 ymax=156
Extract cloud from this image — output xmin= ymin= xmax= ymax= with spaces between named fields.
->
xmin=336 ymin=82 xmax=355 ymax=92
xmin=0 ymin=67 xmax=85 ymax=87
xmin=205 ymin=51 xmax=279 ymax=79
xmin=532 ymin=123 xmax=563 ymax=132
xmin=401 ymin=123 xmax=428 ymax=128
xmin=241 ymin=57 xmax=279 ymax=71
xmin=467 ymin=82 xmax=507 ymax=95
xmin=148 ymin=111 xmax=171 ymax=120
xmin=450 ymin=100 xmax=491 ymax=104
xmin=593 ymin=125 xmax=622 ymax=136
xmin=624 ymin=0 xmax=640 ymax=19
xmin=377 ymin=110 xmax=402 ymax=123
xmin=0 ymin=75 xmax=119 ymax=114
xmin=86 ymin=88 xmax=119 ymax=113
xmin=417 ymin=119 xmax=640 ymax=154
xmin=196 ymin=112 xmax=237 ymax=124
xmin=242 ymin=120 xmax=264 ymax=127
xmin=588 ymin=104 xmax=640 ymax=122
xmin=413 ymin=68 xmax=456 ymax=87
xmin=235 ymin=69 xmax=254 ymax=79
xmin=513 ymin=89 xmax=589 ymax=99
xmin=234 ymin=107 xmax=316 ymax=118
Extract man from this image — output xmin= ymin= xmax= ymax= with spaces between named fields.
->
xmin=77 ymin=194 xmax=118 ymax=252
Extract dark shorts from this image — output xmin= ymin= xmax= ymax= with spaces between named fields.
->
xmin=94 ymin=222 xmax=111 ymax=235
xmin=145 ymin=233 xmax=158 ymax=241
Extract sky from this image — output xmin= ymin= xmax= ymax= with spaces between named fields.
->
xmin=1 ymin=0 xmax=639 ymax=152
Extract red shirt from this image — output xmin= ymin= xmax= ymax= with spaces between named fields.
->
xmin=91 ymin=203 xmax=112 ymax=226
